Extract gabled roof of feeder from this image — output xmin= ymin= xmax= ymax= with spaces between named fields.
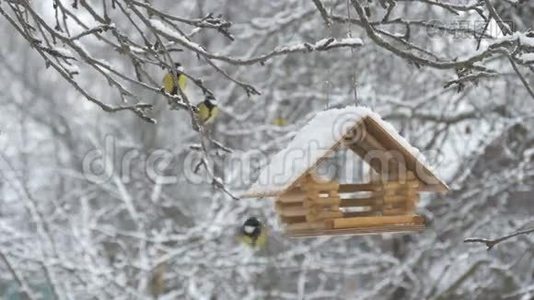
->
xmin=243 ymin=106 xmax=449 ymax=198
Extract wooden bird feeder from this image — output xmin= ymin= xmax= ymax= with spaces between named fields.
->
xmin=243 ymin=107 xmax=449 ymax=237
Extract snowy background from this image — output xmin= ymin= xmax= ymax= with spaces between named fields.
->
xmin=0 ymin=1 xmax=533 ymax=299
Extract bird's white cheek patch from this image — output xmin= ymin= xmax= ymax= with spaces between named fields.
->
xmin=244 ymin=226 xmax=255 ymax=234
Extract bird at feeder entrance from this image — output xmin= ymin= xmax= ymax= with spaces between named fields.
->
xmin=238 ymin=217 xmax=267 ymax=249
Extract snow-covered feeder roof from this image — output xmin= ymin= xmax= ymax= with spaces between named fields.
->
xmin=244 ymin=106 xmax=448 ymax=198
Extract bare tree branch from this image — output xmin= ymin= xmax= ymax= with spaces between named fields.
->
xmin=465 ymin=227 xmax=534 ymax=250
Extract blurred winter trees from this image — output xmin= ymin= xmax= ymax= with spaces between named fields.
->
xmin=0 ymin=0 xmax=533 ymax=299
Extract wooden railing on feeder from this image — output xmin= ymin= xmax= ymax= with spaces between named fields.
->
xmin=275 ymin=173 xmax=425 ymax=237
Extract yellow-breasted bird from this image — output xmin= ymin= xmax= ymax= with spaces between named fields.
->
xmin=272 ymin=116 xmax=288 ymax=127
xmin=239 ymin=217 xmax=267 ymax=249
xmin=162 ymin=62 xmax=187 ymax=95
xmin=196 ymin=93 xmax=219 ymax=124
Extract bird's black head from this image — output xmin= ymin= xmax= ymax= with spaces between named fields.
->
xmin=242 ymin=217 xmax=261 ymax=237
xmin=244 ymin=217 xmax=261 ymax=227
xmin=204 ymin=93 xmax=218 ymax=108
xmin=174 ymin=62 xmax=184 ymax=73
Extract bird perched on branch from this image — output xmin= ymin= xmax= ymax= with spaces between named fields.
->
xmin=272 ymin=116 xmax=288 ymax=127
xmin=239 ymin=217 xmax=267 ymax=249
xmin=162 ymin=62 xmax=187 ymax=95
xmin=196 ymin=93 xmax=219 ymax=124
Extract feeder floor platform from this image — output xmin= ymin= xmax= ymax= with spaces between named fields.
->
xmin=286 ymin=223 xmax=425 ymax=238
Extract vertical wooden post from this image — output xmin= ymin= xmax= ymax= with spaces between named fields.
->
xmin=372 ymin=181 xmax=384 ymax=215
xmin=305 ymin=189 xmax=320 ymax=222
xmin=405 ymin=172 xmax=419 ymax=213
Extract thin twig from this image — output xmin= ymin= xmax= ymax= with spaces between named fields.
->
xmin=312 ymin=0 xmax=331 ymax=27
xmin=464 ymin=227 xmax=534 ymax=250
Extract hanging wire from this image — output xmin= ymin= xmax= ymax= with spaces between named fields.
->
xmin=323 ymin=2 xmax=335 ymax=110
xmin=346 ymin=0 xmax=361 ymax=106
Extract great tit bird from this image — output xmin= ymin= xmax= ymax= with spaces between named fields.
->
xmin=162 ymin=62 xmax=187 ymax=95
xmin=196 ymin=93 xmax=219 ymax=124
xmin=272 ymin=116 xmax=288 ymax=127
xmin=239 ymin=217 xmax=267 ymax=249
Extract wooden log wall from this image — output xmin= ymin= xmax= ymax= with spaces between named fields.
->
xmin=278 ymin=173 xmax=423 ymax=235
xmin=337 ymin=183 xmax=382 ymax=217
xmin=277 ymin=175 xmax=342 ymax=233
